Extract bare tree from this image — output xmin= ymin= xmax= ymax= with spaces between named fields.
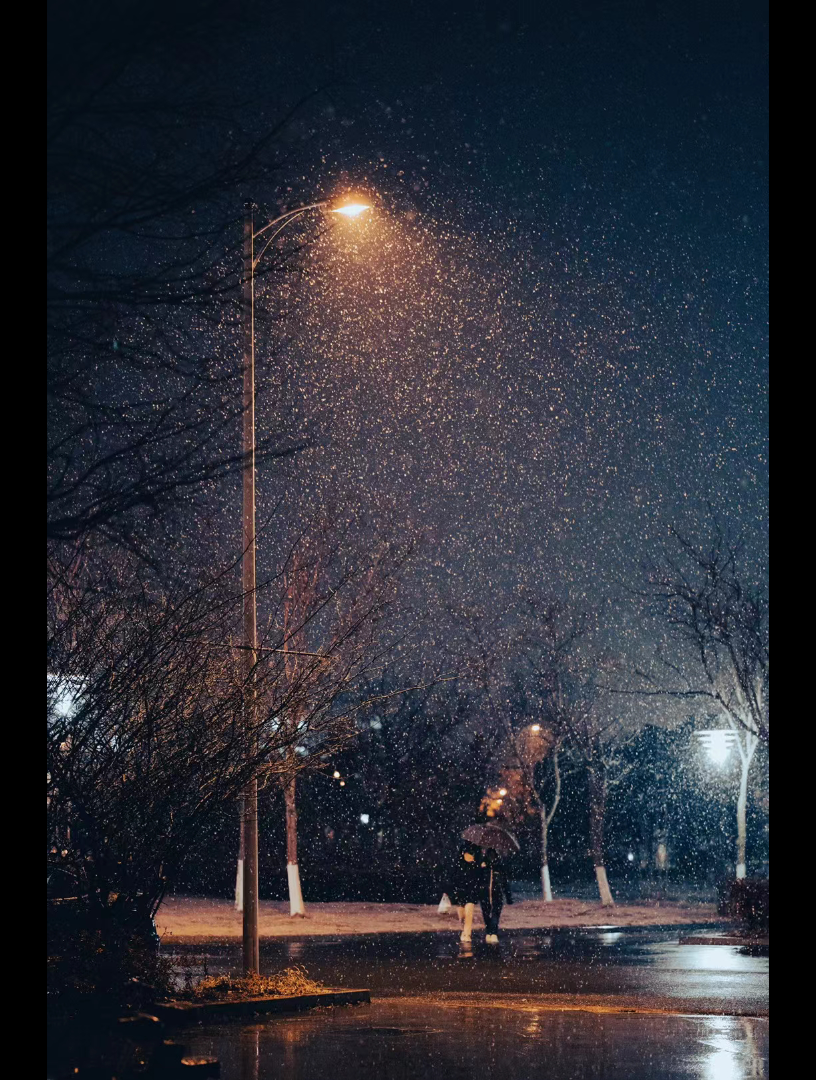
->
xmin=523 ymin=603 xmax=633 ymax=907
xmin=47 ymin=554 xmax=289 ymax=931
xmin=643 ymin=521 xmax=768 ymax=877
xmin=536 ymin=743 xmax=562 ymax=901
xmin=454 ymin=600 xmax=570 ymax=902
xmin=645 ymin=524 xmax=768 ymax=744
xmin=47 ymin=525 xmax=414 ymax=953
xmin=47 ymin=0 xmax=319 ymax=553
xmin=484 ymin=723 xmax=563 ymax=901
xmin=240 ymin=524 xmax=417 ymax=916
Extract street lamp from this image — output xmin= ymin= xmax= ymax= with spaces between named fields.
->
xmin=239 ymin=198 xmax=371 ymax=974
xmin=330 ymin=202 xmax=370 ymax=218
xmin=696 ymin=729 xmax=738 ymax=768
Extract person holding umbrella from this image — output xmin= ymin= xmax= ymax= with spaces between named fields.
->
xmin=461 ymin=825 xmax=518 ymax=944
xmin=478 ymin=847 xmax=513 ymax=943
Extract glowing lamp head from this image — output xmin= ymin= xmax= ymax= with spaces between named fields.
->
xmin=531 ymin=724 xmax=541 ymax=733
xmin=499 ymin=788 xmax=508 ymax=797
xmin=333 ymin=771 xmax=341 ymax=779
xmin=697 ymin=729 xmax=736 ymax=767
xmin=331 ymin=202 xmax=371 ymax=218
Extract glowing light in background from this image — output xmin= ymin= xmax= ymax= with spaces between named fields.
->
xmin=331 ymin=203 xmax=371 ymax=218
xmin=697 ymin=729 xmax=738 ymax=767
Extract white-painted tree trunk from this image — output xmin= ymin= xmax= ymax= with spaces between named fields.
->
xmin=736 ymin=764 xmax=748 ymax=879
xmin=588 ymin=765 xmax=614 ymax=906
xmin=287 ymin=862 xmax=305 ymax=916
xmin=733 ymin=720 xmax=758 ymax=882
xmin=285 ymin=775 xmax=306 ymax=916
xmin=541 ymin=804 xmax=554 ymax=901
xmin=595 ymin=864 xmax=614 ymax=907
xmin=234 ymin=857 xmax=244 ymax=912
xmin=235 ymin=799 xmax=245 ymax=911
xmin=542 ymin=862 xmax=553 ymax=903
xmin=539 ymin=748 xmax=561 ymax=902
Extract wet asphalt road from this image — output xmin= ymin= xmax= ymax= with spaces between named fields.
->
xmin=170 ymin=930 xmax=768 ymax=1078
xmin=169 ymin=927 xmax=769 ymax=1017
xmin=182 ymin=1000 xmax=768 ymax=1080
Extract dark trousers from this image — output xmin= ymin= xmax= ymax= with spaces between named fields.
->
xmin=481 ymin=897 xmax=504 ymax=934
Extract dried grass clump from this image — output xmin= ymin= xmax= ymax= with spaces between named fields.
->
xmin=191 ymin=965 xmax=325 ymax=1001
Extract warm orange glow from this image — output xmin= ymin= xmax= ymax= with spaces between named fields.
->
xmin=331 ymin=202 xmax=371 ymax=218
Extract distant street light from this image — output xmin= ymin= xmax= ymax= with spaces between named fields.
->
xmin=239 ymin=197 xmax=372 ymax=975
xmin=696 ymin=729 xmax=738 ymax=767
xmin=531 ymin=724 xmax=541 ymax=733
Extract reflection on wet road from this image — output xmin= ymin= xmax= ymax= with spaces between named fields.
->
xmin=170 ymin=927 xmax=769 ymax=1016
xmin=169 ymin=930 xmax=768 ymax=1078
xmin=181 ymin=999 xmax=768 ymax=1080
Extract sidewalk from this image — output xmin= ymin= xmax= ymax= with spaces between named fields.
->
xmin=158 ymin=895 xmax=721 ymax=942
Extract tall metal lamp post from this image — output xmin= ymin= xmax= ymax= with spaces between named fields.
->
xmin=239 ymin=199 xmax=370 ymax=974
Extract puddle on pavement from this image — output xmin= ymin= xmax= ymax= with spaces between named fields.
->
xmin=179 ymin=999 xmax=768 ymax=1080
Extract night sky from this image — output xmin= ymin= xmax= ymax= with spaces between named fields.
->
xmin=219 ymin=0 xmax=769 ymax=645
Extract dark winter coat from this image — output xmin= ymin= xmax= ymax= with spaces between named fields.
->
xmin=478 ymin=848 xmax=514 ymax=908
xmin=446 ymin=844 xmax=483 ymax=906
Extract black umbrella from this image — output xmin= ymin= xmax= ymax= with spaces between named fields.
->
xmin=461 ymin=824 xmax=520 ymax=857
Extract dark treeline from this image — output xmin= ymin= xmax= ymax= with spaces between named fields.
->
xmin=174 ymin=682 xmax=769 ymax=904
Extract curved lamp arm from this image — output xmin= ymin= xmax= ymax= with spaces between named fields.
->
xmin=252 ymin=202 xmax=329 ymax=271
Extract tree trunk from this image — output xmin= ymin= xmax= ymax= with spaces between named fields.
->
xmin=588 ymin=766 xmax=614 ymax=906
xmin=285 ymin=775 xmax=306 ymax=916
xmin=540 ymin=748 xmax=561 ymax=902
xmin=234 ymin=797 xmax=245 ymax=912
xmin=541 ymin=807 xmax=553 ymax=902
xmin=735 ymin=729 xmax=758 ymax=880
xmin=735 ymin=765 xmax=748 ymax=879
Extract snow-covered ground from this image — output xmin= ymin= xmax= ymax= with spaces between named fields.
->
xmin=157 ymin=896 xmax=720 ymax=941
